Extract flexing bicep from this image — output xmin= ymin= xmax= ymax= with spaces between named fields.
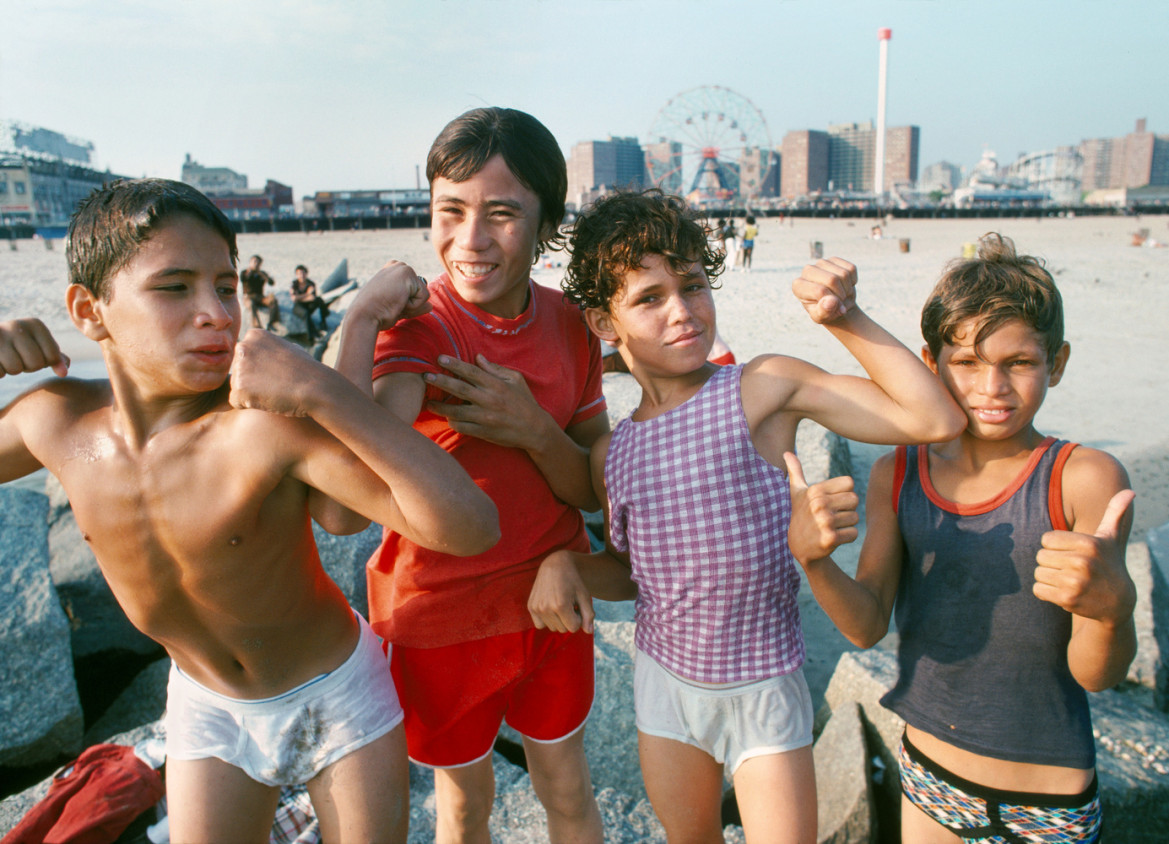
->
xmin=853 ymin=454 xmax=905 ymax=634
xmin=303 ymin=372 xmax=423 ymax=534
xmin=373 ymin=371 xmax=426 ymax=424
xmin=284 ymin=419 xmax=409 ymax=536
xmin=0 ymin=413 xmax=43 ymax=483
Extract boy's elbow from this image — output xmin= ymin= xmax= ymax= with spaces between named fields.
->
xmin=453 ymin=497 xmax=501 ymax=556
xmin=916 ymin=401 xmax=966 ymax=443
xmin=846 ymin=620 xmax=889 ymax=650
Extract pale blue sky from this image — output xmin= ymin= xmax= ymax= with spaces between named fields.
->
xmin=3 ymin=0 xmax=1163 ymax=199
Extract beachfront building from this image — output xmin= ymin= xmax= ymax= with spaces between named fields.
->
xmin=181 ymin=154 xmax=248 ymax=194
xmin=825 ymin=121 xmax=919 ymax=194
xmin=0 ymin=121 xmax=124 ymax=230
xmin=1005 ymin=147 xmax=1083 ymax=207
xmin=921 ymin=161 xmax=963 ymax=193
xmin=780 ymin=130 xmax=829 ymax=200
xmin=780 ymin=123 xmax=918 ymax=201
xmin=180 ymin=155 xmax=295 ymax=220
xmin=308 ymin=188 xmax=430 ymax=219
xmin=1080 ymin=119 xmax=1169 ymax=193
xmin=738 ymin=147 xmax=780 ymax=201
xmin=567 ymin=136 xmax=647 ymax=211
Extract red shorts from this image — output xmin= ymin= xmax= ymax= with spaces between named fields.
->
xmin=390 ymin=628 xmax=594 ymax=767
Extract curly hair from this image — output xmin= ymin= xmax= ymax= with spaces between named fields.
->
xmin=921 ymin=232 xmax=1064 ymax=363
xmin=562 ymin=190 xmax=724 ymax=311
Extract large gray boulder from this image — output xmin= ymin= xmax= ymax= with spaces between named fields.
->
xmin=45 ymin=477 xmax=159 ymax=659
xmin=819 ymin=649 xmax=904 ymax=825
xmin=1091 ymin=687 xmax=1169 ymax=838
xmin=1137 ymin=523 xmax=1169 ymax=710
xmin=814 ymin=701 xmax=874 ymax=844
xmin=82 ymin=657 xmax=170 ymax=747
xmin=0 ymin=487 xmax=84 ymax=768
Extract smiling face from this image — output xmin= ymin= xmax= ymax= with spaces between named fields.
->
xmin=925 ymin=317 xmax=1069 ymax=445
xmin=429 ymin=154 xmax=548 ymax=319
xmin=71 ymin=214 xmax=241 ymax=397
xmin=588 ymin=253 xmax=716 ymax=377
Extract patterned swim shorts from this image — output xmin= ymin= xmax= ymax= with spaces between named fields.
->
xmin=898 ymin=732 xmax=1102 ymax=843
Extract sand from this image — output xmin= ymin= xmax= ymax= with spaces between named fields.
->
xmin=3 ymin=214 xmax=1167 ymax=701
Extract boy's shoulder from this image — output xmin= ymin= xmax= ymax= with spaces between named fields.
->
xmin=1060 ymin=443 xmax=1128 ymax=523
xmin=7 ymin=376 xmax=113 ymax=421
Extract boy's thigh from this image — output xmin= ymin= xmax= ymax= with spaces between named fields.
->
xmin=308 ymin=724 xmax=409 ymax=844
xmin=165 ymin=756 xmax=281 ymax=844
xmin=392 ymin=628 xmax=594 ymax=767
xmin=637 ymin=732 xmax=726 ymax=842
xmin=732 ymin=746 xmax=816 ymax=844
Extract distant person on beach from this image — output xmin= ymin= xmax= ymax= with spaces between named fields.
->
xmin=529 ymin=189 xmax=964 ymax=842
xmin=335 ymin=107 xmax=608 ymax=843
xmin=740 ymin=214 xmax=758 ymax=270
xmin=0 ymin=178 xmax=498 ymax=842
xmin=291 ymin=264 xmax=330 ymax=341
xmin=720 ymin=216 xmax=738 ymax=267
xmin=786 ymin=233 xmax=1135 ymax=842
xmin=240 ymin=253 xmax=281 ymax=329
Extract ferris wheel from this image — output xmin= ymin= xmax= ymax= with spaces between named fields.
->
xmin=645 ymin=85 xmax=773 ymax=205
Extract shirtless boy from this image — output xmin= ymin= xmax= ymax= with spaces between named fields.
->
xmin=0 ymin=178 xmax=498 ymax=843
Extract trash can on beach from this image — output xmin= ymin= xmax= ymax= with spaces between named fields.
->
xmin=899 ymin=238 xmax=910 ymax=253
xmin=810 ymin=241 xmax=823 ymax=259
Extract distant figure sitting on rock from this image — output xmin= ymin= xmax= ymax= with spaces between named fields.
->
xmin=239 ymin=254 xmax=281 ymax=330
xmin=786 ymin=232 xmax=1136 ymax=843
xmin=0 ymin=178 xmax=498 ymax=843
xmin=290 ymin=264 xmax=330 ymax=341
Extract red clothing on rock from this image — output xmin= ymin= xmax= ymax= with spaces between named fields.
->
xmin=369 ymin=274 xmax=606 ymax=648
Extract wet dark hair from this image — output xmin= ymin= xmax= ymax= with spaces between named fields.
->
xmin=921 ymin=232 xmax=1064 ymax=364
xmin=67 ymin=178 xmax=237 ymax=301
xmin=426 ymin=107 xmax=567 ymax=258
xmin=562 ymin=189 xmax=724 ymax=311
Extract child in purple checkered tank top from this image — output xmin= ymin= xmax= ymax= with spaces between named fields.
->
xmin=526 ymin=190 xmax=966 ymax=843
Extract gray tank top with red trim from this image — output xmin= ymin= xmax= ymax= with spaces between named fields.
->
xmin=880 ymin=438 xmax=1095 ymax=769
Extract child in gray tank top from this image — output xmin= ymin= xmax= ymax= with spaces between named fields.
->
xmin=786 ymin=232 xmax=1136 ymax=843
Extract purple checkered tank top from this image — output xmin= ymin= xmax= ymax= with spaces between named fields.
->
xmin=605 ymin=364 xmax=805 ymax=684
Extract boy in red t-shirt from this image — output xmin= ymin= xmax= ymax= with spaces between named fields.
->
xmin=335 ymin=107 xmax=608 ymax=842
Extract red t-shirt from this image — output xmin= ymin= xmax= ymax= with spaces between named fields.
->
xmin=369 ymin=275 xmax=606 ymax=647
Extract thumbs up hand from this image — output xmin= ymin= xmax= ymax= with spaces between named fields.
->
xmin=784 ymin=452 xmax=861 ymax=569
xmin=1034 ymin=489 xmax=1137 ymax=621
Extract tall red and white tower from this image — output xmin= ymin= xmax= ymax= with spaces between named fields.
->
xmin=874 ymin=27 xmax=892 ymax=199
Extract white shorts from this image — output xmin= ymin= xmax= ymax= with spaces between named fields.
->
xmin=634 ymin=649 xmax=813 ymax=775
xmin=164 ymin=614 xmax=404 ymax=786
